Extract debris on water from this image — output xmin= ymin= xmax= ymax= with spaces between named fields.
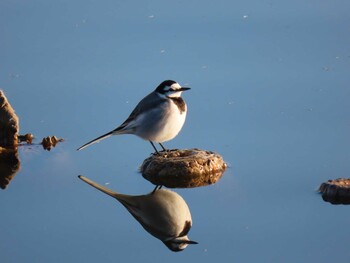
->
xmin=319 ymin=178 xmax=350 ymax=205
xmin=0 ymin=89 xmax=64 ymax=190
xmin=41 ymin=136 xmax=64 ymax=151
xmin=18 ymin=133 xmax=34 ymax=144
xmin=140 ymin=148 xmax=227 ymax=188
xmin=17 ymin=134 xmax=63 ymax=150
xmin=0 ymin=89 xmax=64 ymax=151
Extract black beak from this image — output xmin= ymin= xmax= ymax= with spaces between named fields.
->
xmin=180 ymin=87 xmax=191 ymax=91
xmin=184 ymin=240 xmax=198 ymax=245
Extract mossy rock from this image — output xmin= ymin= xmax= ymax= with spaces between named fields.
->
xmin=319 ymin=178 xmax=350 ymax=205
xmin=140 ymin=148 xmax=227 ymax=188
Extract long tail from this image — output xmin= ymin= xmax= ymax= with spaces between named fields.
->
xmin=77 ymin=131 xmax=113 ymax=151
xmin=78 ymin=175 xmax=138 ymax=207
xmin=78 ymin=175 xmax=119 ymax=198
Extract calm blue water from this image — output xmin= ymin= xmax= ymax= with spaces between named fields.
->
xmin=1 ymin=1 xmax=350 ymax=262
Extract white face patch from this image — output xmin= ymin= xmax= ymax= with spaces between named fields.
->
xmin=166 ymin=82 xmax=182 ymax=98
xmin=167 ymin=90 xmax=182 ymax=98
xmin=171 ymin=83 xmax=181 ymax=90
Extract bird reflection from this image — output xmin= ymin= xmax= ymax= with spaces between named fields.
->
xmin=0 ymin=148 xmax=20 ymax=190
xmin=78 ymin=175 xmax=198 ymax=252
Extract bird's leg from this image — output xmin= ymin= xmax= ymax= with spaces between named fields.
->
xmin=159 ymin=143 xmax=167 ymax=152
xmin=151 ymin=185 xmax=163 ymax=194
xmin=151 ymin=185 xmax=158 ymax=194
xmin=149 ymin=141 xmax=159 ymax=155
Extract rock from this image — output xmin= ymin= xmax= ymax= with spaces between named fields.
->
xmin=0 ymin=90 xmax=64 ymax=190
xmin=0 ymin=90 xmax=19 ymax=148
xmin=319 ymin=178 xmax=350 ymax=205
xmin=140 ymin=149 xmax=227 ymax=188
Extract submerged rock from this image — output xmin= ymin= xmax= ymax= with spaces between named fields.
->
xmin=140 ymin=149 xmax=227 ymax=188
xmin=319 ymin=178 xmax=350 ymax=205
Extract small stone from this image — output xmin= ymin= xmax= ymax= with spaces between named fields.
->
xmin=140 ymin=148 xmax=227 ymax=188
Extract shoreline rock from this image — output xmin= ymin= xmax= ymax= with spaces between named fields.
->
xmin=0 ymin=90 xmax=19 ymax=148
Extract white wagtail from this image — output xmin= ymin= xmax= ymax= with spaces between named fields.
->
xmin=77 ymin=80 xmax=190 ymax=154
xmin=78 ymin=175 xmax=198 ymax=252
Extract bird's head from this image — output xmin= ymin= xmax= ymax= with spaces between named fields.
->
xmin=163 ymin=236 xmax=198 ymax=252
xmin=155 ymin=80 xmax=190 ymax=98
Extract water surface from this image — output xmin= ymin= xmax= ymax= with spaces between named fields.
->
xmin=1 ymin=1 xmax=350 ymax=262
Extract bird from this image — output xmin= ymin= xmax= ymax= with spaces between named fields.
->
xmin=77 ymin=80 xmax=190 ymax=154
xmin=78 ymin=175 xmax=198 ymax=252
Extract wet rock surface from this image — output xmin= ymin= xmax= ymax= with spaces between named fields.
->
xmin=140 ymin=148 xmax=227 ymax=188
xmin=319 ymin=178 xmax=350 ymax=205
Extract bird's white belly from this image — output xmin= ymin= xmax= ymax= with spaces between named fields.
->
xmin=155 ymin=108 xmax=186 ymax=143
xmin=135 ymin=100 xmax=187 ymax=143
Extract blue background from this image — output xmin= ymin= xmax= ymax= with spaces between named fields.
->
xmin=1 ymin=0 xmax=350 ymax=262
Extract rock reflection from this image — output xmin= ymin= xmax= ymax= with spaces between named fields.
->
xmin=0 ymin=148 xmax=20 ymax=189
xmin=78 ymin=175 xmax=198 ymax=252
